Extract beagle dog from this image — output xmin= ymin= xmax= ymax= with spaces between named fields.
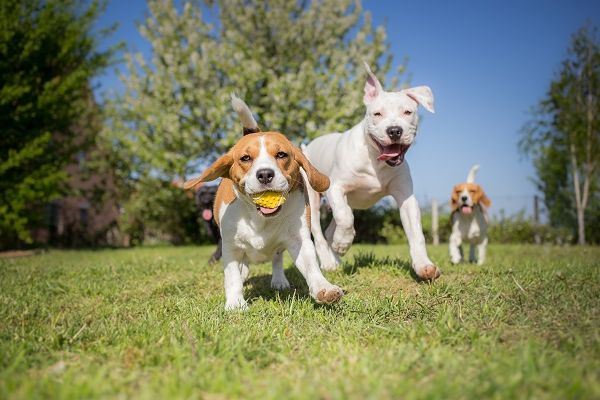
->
xmin=184 ymin=96 xmax=343 ymax=310
xmin=449 ymin=165 xmax=491 ymax=265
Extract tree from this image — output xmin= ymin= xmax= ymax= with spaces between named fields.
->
xmin=0 ymin=0 xmax=115 ymax=246
xmin=102 ymin=0 xmax=402 ymax=243
xmin=521 ymin=23 xmax=600 ymax=245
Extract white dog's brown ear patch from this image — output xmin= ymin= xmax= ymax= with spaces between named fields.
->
xmin=405 ymin=86 xmax=435 ymax=113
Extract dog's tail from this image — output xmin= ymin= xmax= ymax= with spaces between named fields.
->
xmin=466 ymin=164 xmax=480 ymax=183
xmin=231 ymin=93 xmax=260 ymax=135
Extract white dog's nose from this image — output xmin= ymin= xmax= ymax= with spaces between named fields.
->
xmin=386 ymin=126 xmax=403 ymax=141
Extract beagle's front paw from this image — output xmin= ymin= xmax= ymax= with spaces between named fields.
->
xmin=415 ymin=264 xmax=441 ymax=281
xmin=314 ymin=285 xmax=344 ymax=305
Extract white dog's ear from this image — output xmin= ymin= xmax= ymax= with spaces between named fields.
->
xmin=405 ymin=86 xmax=435 ymax=113
xmin=363 ymin=61 xmax=382 ymax=104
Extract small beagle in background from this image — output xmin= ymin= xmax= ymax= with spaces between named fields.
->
xmin=449 ymin=165 xmax=491 ymax=265
xmin=184 ymin=95 xmax=343 ymax=310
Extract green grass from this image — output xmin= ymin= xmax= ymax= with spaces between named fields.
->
xmin=1 ymin=244 xmax=599 ymax=399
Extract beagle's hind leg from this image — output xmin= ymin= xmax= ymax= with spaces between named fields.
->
xmin=271 ymin=251 xmax=290 ymax=290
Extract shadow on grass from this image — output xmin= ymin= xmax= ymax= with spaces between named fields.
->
xmin=244 ymin=265 xmax=344 ymax=309
xmin=244 ymin=266 xmax=310 ymax=303
xmin=341 ymin=251 xmax=430 ymax=281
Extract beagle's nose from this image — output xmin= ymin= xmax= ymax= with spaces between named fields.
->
xmin=256 ymin=168 xmax=275 ymax=184
xmin=386 ymin=126 xmax=403 ymax=141
xmin=461 ymin=195 xmax=468 ymax=202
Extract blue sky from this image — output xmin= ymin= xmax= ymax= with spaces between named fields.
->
xmin=94 ymin=0 xmax=600 ymax=218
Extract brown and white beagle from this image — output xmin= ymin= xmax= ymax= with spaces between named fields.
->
xmin=449 ymin=165 xmax=491 ymax=265
xmin=184 ymin=96 xmax=343 ymax=310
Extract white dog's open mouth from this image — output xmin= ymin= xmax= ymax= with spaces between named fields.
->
xmin=370 ymin=135 xmax=410 ymax=166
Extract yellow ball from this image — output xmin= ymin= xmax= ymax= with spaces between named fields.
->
xmin=252 ymin=191 xmax=286 ymax=208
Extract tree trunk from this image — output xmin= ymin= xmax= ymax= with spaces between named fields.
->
xmin=569 ymin=143 xmax=586 ymax=245
xmin=576 ymin=205 xmax=585 ymax=245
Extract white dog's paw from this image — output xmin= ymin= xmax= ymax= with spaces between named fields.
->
xmin=450 ymin=257 xmax=461 ymax=265
xmin=224 ymin=298 xmax=248 ymax=311
xmin=313 ymin=284 xmax=344 ymax=305
xmin=414 ymin=264 xmax=442 ymax=281
xmin=271 ymin=275 xmax=291 ymax=290
xmin=317 ymin=245 xmax=341 ymax=271
xmin=331 ymin=240 xmax=352 ymax=255
xmin=331 ymin=227 xmax=354 ymax=255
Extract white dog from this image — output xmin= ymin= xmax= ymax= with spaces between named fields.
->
xmin=302 ymin=63 xmax=440 ymax=280
xmin=448 ymin=165 xmax=491 ymax=265
xmin=184 ymin=96 xmax=343 ymax=310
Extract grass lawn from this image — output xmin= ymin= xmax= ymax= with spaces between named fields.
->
xmin=1 ymin=244 xmax=599 ymax=399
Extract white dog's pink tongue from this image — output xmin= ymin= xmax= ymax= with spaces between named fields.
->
xmin=377 ymin=144 xmax=402 ymax=161
xmin=461 ymin=206 xmax=473 ymax=215
xmin=260 ymin=206 xmax=278 ymax=215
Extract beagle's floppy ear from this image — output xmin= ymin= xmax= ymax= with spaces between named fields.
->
xmin=184 ymin=153 xmax=233 ymax=190
xmin=292 ymin=147 xmax=329 ymax=193
xmin=363 ymin=61 xmax=383 ymax=105
xmin=450 ymin=185 xmax=461 ymax=211
xmin=405 ymin=86 xmax=435 ymax=113
xmin=479 ymin=190 xmax=491 ymax=209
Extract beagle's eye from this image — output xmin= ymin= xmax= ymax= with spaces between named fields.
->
xmin=240 ymin=155 xmax=252 ymax=162
xmin=373 ymin=111 xmax=383 ymax=117
xmin=404 ymin=110 xmax=413 ymax=116
xmin=275 ymin=151 xmax=288 ymax=159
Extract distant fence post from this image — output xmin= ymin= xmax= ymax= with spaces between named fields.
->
xmin=432 ymin=199 xmax=439 ymax=245
xmin=533 ymin=195 xmax=541 ymax=244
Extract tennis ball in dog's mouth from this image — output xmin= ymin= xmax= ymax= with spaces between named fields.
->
xmin=252 ymin=191 xmax=286 ymax=209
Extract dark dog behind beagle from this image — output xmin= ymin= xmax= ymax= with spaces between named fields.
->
xmin=195 ymin=185 xmax=221 ymax=264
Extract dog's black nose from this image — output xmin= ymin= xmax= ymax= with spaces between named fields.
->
xmin=386 ymin=126 xmax=403 ymax=141
xmin=461 ymin=195 xmax=468 ymax=202
xmin=256 ymin=168 xmax=275 ymax=184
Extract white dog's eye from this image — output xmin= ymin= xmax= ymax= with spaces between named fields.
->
xmin=276 ymin=151 xmax=288 ymax=159
xmin=404 ymin=110 xmax=413 ymax=116
xmin=240 ymin=155 xmax=252 ymax=162
xmin=374 ymin=111 xmax=383 ymax=117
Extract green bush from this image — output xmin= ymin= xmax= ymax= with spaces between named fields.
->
xmin=355 ymin=203 xmax=573 ymax=245
xmin=119 ymin=179 xmax=206 ymax=246
xmin=489 ymin=211 xmax=573 ymax=244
